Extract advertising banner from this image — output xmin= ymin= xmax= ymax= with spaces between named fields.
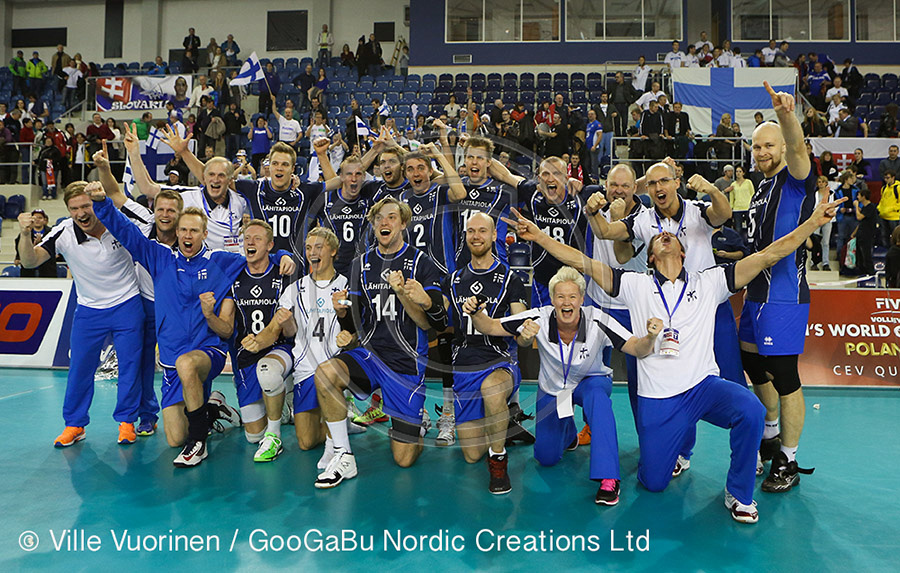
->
xmin=0 ymin=278 xmax=76 ymax=368
xmin=95 ymin=75 xmax=193 ymax=112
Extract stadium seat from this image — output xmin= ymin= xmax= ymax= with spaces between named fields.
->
xmin=0 ymin=195 xmax=5 ymax=216
xmin=471 ymin=78 xmax=486 ymax=91
xmin=1 ymin=266 xmax=20 ymax=277
xmin=537 ymin=73 xmax=551 ymax=89
xmin=857 ymin=92 xmax=873 ymax=106
xmin=572 ymin=91 xmax=587 ymax=104
xmin=537 ymin=90 xmax=551 ymax=103
xmin=455 ymin=73 xmax=470 ymax=84
xmin=519 ymin=91 xmax=535 ymax=105
xmin=883 ymin=72 xmax=898 ymax=84
xmin=272 ymin=58 xmax=285 ymax=68
xmin=286 ymin=57 xmax=299 ymax=67
xmin=866 ymin=79 xmax=881 ymax=92
xmin=519 ymin=73 xmax=535 ymax=90
xmin=486 ymin=90 xmax=501 ymax=103
xmin=503 ymin=73 xmax=518 ymax=90
xmin=875 ymin=92 xmax=892 ymax=105
xmin=868 ymin=119 xmax=881 ymax=134
xmin=56 ymin=264 xmax=68 ymax=278
xmin=883 ymin=77 xmax=898 ymax=91
xmin=4 ymin=194 xmax=25 ymax=219
xmin=864 ymin=73 xmax=880 ymax=83
xmin=502 ymin=91 xmax=518 ymax=105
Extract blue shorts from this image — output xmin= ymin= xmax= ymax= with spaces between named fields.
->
xmin=338 ymin=347 xmax=425 ymax=424
xmin=738 ymin=301 xmax=809 ymax=356
xmin=293 ymin=374 xmax=319 ymax=413
xmin=232 ymin=344 xmax=293 ymax=408
xmin=160 ymin=347 xmax=226 ymax=409
xmin=453 ymin=363 xmax=518 ymax=424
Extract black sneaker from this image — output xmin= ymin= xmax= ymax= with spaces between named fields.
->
xmin=595 ymin=479 xmax=620 ymax=506
xmin=761 ymin=451 xmax=815 ymax=493
xmin=505 ymin=403 xmax=536 ymax=446
xmin=488 ymin=453 xmax=512 ymax=495
xmin=759 ymin=435 xmax=781 ymax=462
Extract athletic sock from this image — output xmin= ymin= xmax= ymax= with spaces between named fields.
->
xmin=763 ymin=418 xmax=780 ymax=439
xmin=326 ymin=420 xmax=351 ymax=452
xmin=781 ymin=445 xmax=798 ymax=463
xmin=443 ymin=386 xmax=454 ymax=416
xmin=510 ymin=389 xmax=520 ymax=404
xmin=266 ymin=418 xmax=282 ymax=438
xmin=324 ymin=436 xmax=334 ymax=451
xmin=489 ymin=447 xmax=507 ymax=458
xmin=186 ymin=406 xmax=208 ymax=442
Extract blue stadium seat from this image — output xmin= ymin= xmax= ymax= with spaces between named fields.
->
xmin=519 ymin=91 xmax=535 ymax=105
xmin=864 ymin=73 xmax=880 ymax=83
xmin=883 ymin=77 xmax=898 ymax=91
xmin=871 ymin=104 xmax=886 ymax=118
xmin=453 ymin=81 xmax=468 ymax=92
xmin=882 ymin=72 xmax=898 ymax=84
xmin=537 ymin=90 xmax=551 ymax=103
xmin=1 ymin=266 xmax=20 ymax=277
xmin=503 ymin=73 xmax=518 ymax=90
xmin=536 ymin=73 xmax=551 ymax=89
xmin=56 ymin=264 xmax=68 ymax=278
xmin=857 ymin=92 xmax=873 ymax=106
xmin=868 ymin=119 xmax=881 ymax=134
xmin=272 ymin=58 xmax=285 ymax=68
xmin=856 ymin=104 xmax=869 ymax=118
xmin=359 ymin=79 xmax=374 ymax=90
xmin=572 ymin=91 xmax=587 ymax=104
xmin=486 ymin=90 xmax=501 ymax=103
xmin=571 ymin=77 xmax=586 ymax=90
xmin=875 ymin=92 xmax=892 ymax=105
xmin=0 ymin=195 xmax=5 ymax=216
xmin=471 ymin=78 xmax=486 ymax=91
xmin=502 ymin=92 xmax=517 ymax=105
xmin=865 ymin=79 xmax=880 ymax=92
xmin=438 ymin=73 xmax=452 ymax=83
xmin=286 ymin=57 xmax=299 ymax=68
xmin=4 ymin=194 xmax=25 ymax=219
xmin=519 ymin=73 xmax=534 ymax=90
xmin=455 ymin=73 xmax=470 ymax=83
xmin=374 ymin=79 xmax=390 ymax=90
xmin=553 ymin=79 xmax=568 ymax=93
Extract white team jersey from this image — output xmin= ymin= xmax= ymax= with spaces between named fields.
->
xmin=180 ymin=187 xmax=250 ymax=252
xmin=614 ymin=265 xmax=736 ymax=398
xmin=589 ymin=202 xmax=649 ymax=310
xmin=623 ymin=197 xmax=716 ymax=273
xmin=500 ymin=305 xmax=632 ymax=396
xmin=278 ymin=273 xmax=348 ymax=382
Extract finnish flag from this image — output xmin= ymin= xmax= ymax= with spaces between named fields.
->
xmin=355 ymin=116 xmax=371 ymax=137
xmin=672 ymin=68 xmax=796 ymax=136
xmin=122 ymin=154 xmax=135 ymax=198
xmin=378 ymin=100 xmax=391 ymax=117
xmin=230 ymin=52 xmax=264 ymax=87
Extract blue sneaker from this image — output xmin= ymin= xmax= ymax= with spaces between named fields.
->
xmin=136 ymin=420 xmax=157 ymax=437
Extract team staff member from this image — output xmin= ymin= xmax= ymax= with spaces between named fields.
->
xmin=18 ymin=183 xmax=149 ymax=447
xmin=313 ymin=197 xmax=446 ymax=489
xmin=508 ymin=194 xmax=844 ymax=522
xmin=468 ymin=265 xmax=661 ymax=505
xmin=88 ymin=186 xmax=295 ymax=467
xmin=743 ymin=83 xmax=819 ymax=491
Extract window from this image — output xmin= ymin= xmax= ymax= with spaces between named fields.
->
xmin=856 ymin=0 xmax=897 ymax=41
xmin=267 ymin=11 xmax=308 ymax=51
xmin=733 ymin=0 xmax=849 ymax=41
xmin=447 ymin=0 xmax=560 ymax=42
xmin=565 ymin=0 xmax=681 ymax=41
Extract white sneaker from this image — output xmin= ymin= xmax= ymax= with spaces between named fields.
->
xmin=435 ymin=414 xmax=456 ymax=446
xmin=173 ymin=439 xmax=207 ymax=468
xmin=724 ymin=489 xmax=759 ymax=524
xmin=420 ymin=408 xmax=432 ymax=436
xmin=317 ymin=445 xmax=335 ymax=471
xmin=281 ymin=397 xmax=295 ymax=425
xmin=315 ymin=450 xmax=358 ymax=489
xmin=208 ymin=390 xmax=241 ymax=426
xmin=253 ymin=432 xmax=283 ymax=463
xmin=672 ymin=455 xmax=691 ymax=477
xmin=756 ymin=451 xmax=764 ymax=476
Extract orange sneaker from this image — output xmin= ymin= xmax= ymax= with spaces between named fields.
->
xmin=118 ymin=422 xmax=137 ymax=445
xmin=578 ymin=423 xmax=592 ymax=446
xmin=54 ymin=426 xmax=86 ymax=448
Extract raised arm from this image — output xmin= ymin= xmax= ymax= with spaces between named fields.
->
xmin=313 ymin=136 xmax=338 ymax=181
xmin=621 ymin=318 xmax=663 ymax=358
xmin=687 ymin=173 xmax=732 ymax=226
xmin=584 ymin=192 xmax=631 ymax=241
xmin=487 ymin=157 xmax=526 ymax=188
xmin=734 ymin=194 xmax=846 ymax=289
xmin=504 ymin=208 xmax=617 ymax=295
xmin=87 ymin=184 xmax=161 ymax=268
xmin=122 ymin=122 xmax=161 ymax=200
xmin=765 ymin=81 xmax=811 ymax=180
xmin=15 ymin=213 xmax=51 ymax=268
xmin=421 ymin=142 xmax=466 ymax=202
xmin=162 ymin=124 xmax=205 ymax=183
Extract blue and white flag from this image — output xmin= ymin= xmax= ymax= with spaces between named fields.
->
xmin=229 ymin=52 xmax=264 ymax=87
xmin=355 ymin=115 xmax=371 ymax=137
xmin=378 ymin=100 xmax=391 ymax=116
xmin=122 ymin=154 xmax=135 ymax=198
xmin=146 ymin=125 xmax=163 ymax=151
xmin=672 ymin=68 xmax=796 ymax=137
xmin=411 ymin=103 xmax=419 ymax=120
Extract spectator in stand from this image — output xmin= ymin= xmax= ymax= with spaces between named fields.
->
xmin=181 ymin=50 xmax=199 ymax=74
xmin=694 ymin=31 xmax=713 ymax=52
xmin=773 ymin=41 xmax=791 ymax=67
xmin=825 ymin=76 xmax=849 ymax=103
xmin=639 ymin=100 xmax=665 ymax=166
xmin=854 ymin=188 xmax=878 ymax=276
xmin=802 ymin=107 xmax=828 ymax=137
xmin=878 ymin=170 xmax=900 ymax=246
xmin=211 ymin=70 xmax=230 ymax=110
xmin=820 ymin=150 xmax=839 ymax=181
xmin=840 ymin=59 xmax=864 ymax=99
xmin=567 ymin=153 xmax=584 ymax=183
xmin=834 ymin=170 xmax=860 ymax=256
xmin=886 ymin=226 xmax=900 ymax=287
xmin=50 ymin=44 xmax=71 ymax=93
xmin=544 ymin=113 xmax=569 ymax=158
xmin=340 ymin=44 xmax=355 ymax=68
xmin=549 ymin=93 xmax=569 ymax=129
xmin=271 ymin=96 xmax=302 ymax=151
xmin=189 ymin=75 xmax=213 ymax=112
xmin=664 ymin=101 xmax=692 ymax=159
xmin=205 ymin=38 xmax=219 ymax=68
xmin=535 ymin=100 xmax=552 ymax=127
xmin=683 ymin=44 xmax=700 ymax=68
xmin=86 ymin=113 xmax=114 ymax=143
xmin=727 ymin=165 xmax=754 ymax=240
xmin=732 ymin=47 xmax=747 ymax=68
xmin=746 ymin=48 xmax=762 ymax=68
xmin=183 ymin=27 xmax=201 ymax=53
xmin=444 ymin=94 xmax=461 ymax=123
xmin=396 ymin=45 xmax=410 ymax=77
xmin=825 ymin=93 xmax=847 ymax=127
xmin=715 ymin=112 xmax=738 ymax=162
xmin=714 ymin=164 xmax=734 ymax=198
xmin=27 ymin=52 xmax=48 ymax=94
xmin=16 ymin=114 xmax=33 ymax=182
xmin=877 ymin=104 xmax=899 ymax=139
xmin=366 ymin=33 xmax=383 ymax=78
xmin=210 ymin=47 xmax=226 ymax=74
xmin=635 ymin=81 xmax=664 ymax=111
xmin=794 ymin=53 xmax=808 ymax=79
xmin=880 ymin=144 xmax=900 ymax=179
xmin=62 ymin=60 xmax=82 ymax=110
xmin=0 ymin=125 xmax=16 ymax=184
xmin=833 ymin=108 xmax=860 ymax=138
xmin=355 ymin=36 xmax=368 ymax=80
xmin=35 ymin=136 xmax=64 ymax=199
xmin=610 ymin=72 xmax=639 ymax=136
xmin=149 ymin=56 xmax=168 ymax=76
xmin=308 ymin=68 xmax=329 ymax=106
xmin=717 ymin=45 xmax=733 ymax=68
xmin=585 ymin=109 xmax=601 ymax=181
xmin=806 ymin=62 xmax=831 ymax=111
xmin=222 ymin=34 xmax=240 ymax=66
xmin=26 ymin=93 xmax=49 ymax=121
xmin=9 ymin=50 xmax=28 ymax=95
xmin=711 ymin=224 xmax=748 ymax=265
xmin=664 ymin=41 xmax=685 ymax=69
xmin=850 ymin=148 xmax=872 ymax=179
xmin=294 ymin=63 xmax=316 ymax=110
xmin=591 ymin=92 xmax=615 ymax=162
xmin=15 ymin=209 xmax=58 ymax=277
xmin=633 ymin=55 xmax=651 ymax=92
xmin=698 ymin=44 xmax=714 ymax=67
xmin=223 ymin=102 xmax=246 ymax=161
xmin=761 ymin=39 xmax=779 ymax=65
xmin=259 ymin=63 xmax=280 ymax=117
xmin=317 ymin=24 xmax=334 ymax=69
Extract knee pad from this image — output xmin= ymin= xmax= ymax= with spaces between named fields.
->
xmin=240 ymin=400 xmax=266 ymax=426
xmin=257 ymin=357 xmax=287 ymax=397
xmin=766 ymin=354 xmax=801 ymax=396
xmin=741 ymin=350 xmax=770 ymax=386
xmin=244 ymin=428 xmax=265 ymax=444
xmin=388 ymin=418 xmax=421 ymax=444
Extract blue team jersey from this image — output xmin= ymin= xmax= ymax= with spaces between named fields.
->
xmin=746 ymin=166 xmax=816 ymax=303
xmin=349 ymin=244 xmax=443 ymax=376
xmin=234 ymin=178 xmax=321 ymax=273
xmin=229 ymin=263 xmax=289 ymax=369
xmin=455 ymin=177 xmax=513 ymax=268
xmin=400 ymin=183 xmax=457 ymax=274
xmin=516 ymin=180 xmax=593 ymax=286
xmin=444 ymin=260 xmax=528 ymax=368
xmin=310 ymin=188 xmax=373 ymax=277
xmin=364 ymin=178 xmax=410 ymax=204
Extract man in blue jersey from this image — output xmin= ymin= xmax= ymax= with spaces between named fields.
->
xmin=88 ymin=186 xmax=295 ymax=467
xmin=313 ymin=196 xmax=447 ymax=488
xmin=742 ymin=82 xmax=818 ymax=491
xmin=442 ymin=212 xmax=529 ymax=493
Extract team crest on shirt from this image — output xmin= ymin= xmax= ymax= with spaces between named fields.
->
xmin=493 ymin=272 xmax=504 ymax=283
xmin=198 ymin=269 xmax=208 ymax=280
xmin=470 ymin=189 xmax=481 ymax=200
xmin=687 ymin=289 xmax=697 ymax=302
xmin=413 ymin=203 xmax=423 ymax=214
xmin=342 ymin=206 xmax=352 ymax=214
xmin=380 ymin=269 xmax=393 ymax=282
xmin=272 ymin=278 xmax=282 ymax=290
xmin=317 ymin=297 xmax=325 ymax=307
xmin=470 ymin=281 xmax=483 ymax=294
xmin=579 ymin=346 xmax=590 ymax=359
xmin=403 ymin=258 xmax=414 ymax=272
xmin=276 ymin=196 xmax=287 ymax=206
xmin=250 ymin=284 xmax=262 ymax=298
xmin=548 ymin=207 xmax=559 ymax=217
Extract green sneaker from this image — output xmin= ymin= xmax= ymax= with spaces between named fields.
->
xmin=352 ymin=396 xmax=389 ymax=425
xmin=253 ymin=432 xmax=283 ymax=463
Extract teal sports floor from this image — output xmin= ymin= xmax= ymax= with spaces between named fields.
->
xmin=1 ymin=368 xmax=898 ymax=572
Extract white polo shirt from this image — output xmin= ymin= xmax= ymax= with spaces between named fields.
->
xmin=38 ymin=216 xmax=145 ymax=309
xmin=623 ymin=197 xmax=716 ymax=273
xmin=664 ymin=51 xmax=685 ymax=69
xmin=500 ymin=305 xmax=633 ymax=396
xmin=762 ymin=47 xmax=778 ymax=64
xmin=612 ymin=265 xmax=739 ymax=398
xmin=635 ymin=90 xmax=662 ymax=111
xmin=180 ymin=187 xmax=250 ymax=252
xmin=278 ymin=273 xmax=348 ymax=382
xmin=278 ymin=117 xmax=302 ymax=143
xmin=589 ymin=201 xmax=648 ymax=310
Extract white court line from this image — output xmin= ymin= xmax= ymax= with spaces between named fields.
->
xmin=809 ymin=274 xmax=876 ymax=287
xmin=0 ymin=385 xmax=55 ymax=401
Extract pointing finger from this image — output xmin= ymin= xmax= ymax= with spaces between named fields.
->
xmin=763 ymin=81 xmax=776 ymax=96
